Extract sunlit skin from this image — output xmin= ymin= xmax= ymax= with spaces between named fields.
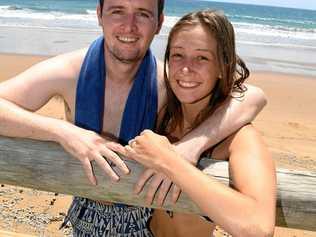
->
xmin=125 ymin=19 xmax=275 ymax=237
xmin=168 ymin=25 xmax=221 ymax=124
xmin=97 ymin=0 xmax=163 ymax=64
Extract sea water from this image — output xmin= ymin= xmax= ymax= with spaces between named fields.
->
xmin=0 ymin=0 xmax=315 ymax=76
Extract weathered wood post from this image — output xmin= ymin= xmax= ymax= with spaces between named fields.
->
xmin=0 ymin=136 xmax=315 ymax=231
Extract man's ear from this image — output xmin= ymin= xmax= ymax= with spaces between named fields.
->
xmin=97 ymin=4 xmax=103 ymax=26
xmin=156 ymin=13 xmax=164 ymax=35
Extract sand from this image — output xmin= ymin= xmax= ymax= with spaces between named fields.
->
xmin=0 ymin=53 xmax=315 ymax=236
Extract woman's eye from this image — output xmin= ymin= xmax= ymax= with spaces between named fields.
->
xmin=171 ymin=53 xmax=182 ymax=59
xmin=197 ymin=56 xmax=209 ymax=61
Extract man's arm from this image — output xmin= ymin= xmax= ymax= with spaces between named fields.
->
xmin=0 ymin=50 xmax=129 ymax=185
xmin=174 ymin=84 xmax=267 ymax=163
xmin=133 ymin=84 xmax=267 ymax=204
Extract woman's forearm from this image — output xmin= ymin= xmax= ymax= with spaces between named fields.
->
xmin=162 ymin=156 xmax=273 ymax=237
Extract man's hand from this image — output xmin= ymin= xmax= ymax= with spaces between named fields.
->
xmin=57 ymin=121 xmax=129 ymax=185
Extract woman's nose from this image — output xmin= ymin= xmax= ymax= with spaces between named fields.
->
xmin=182 ymin=66 xmax=190 ymax=74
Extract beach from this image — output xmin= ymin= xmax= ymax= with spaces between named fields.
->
xmin=0 ymin=0 xmax=316 ymax=236
xmin=0 ymin=53 xmax=315 ymax=236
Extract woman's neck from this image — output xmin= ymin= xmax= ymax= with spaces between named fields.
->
xmin=180 ymin=94 xmax=213 ymax=135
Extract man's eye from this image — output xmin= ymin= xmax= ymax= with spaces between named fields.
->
xmin=136 ymin=12 xmax=150 ymax=18
xmin=111 ymin=10 xmax=124 ymax=15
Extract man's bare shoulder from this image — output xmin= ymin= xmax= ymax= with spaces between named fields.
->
xmin=0 ymin=48 xmax=89 ymax=112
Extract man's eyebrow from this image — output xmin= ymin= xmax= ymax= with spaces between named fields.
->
xmin=137 ymin=8 xmax=154 ymax=17
xmin=104 ymin=6 xmax=154 ymax=17
xmin=105 ymin=6 xmax=124 ymax=11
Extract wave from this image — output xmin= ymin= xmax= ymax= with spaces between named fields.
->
xmin=237 ymin=40 xmax=316 ymax=50
xmin=0 ymin=5 xmax=97 ymax=21
xmin=228 ymin=14 xmax=315 ymax=27
xmin=0 ymin=7 xmax=315 ymax=41
xmin=233 ymin=22 xmax=316 ymax=40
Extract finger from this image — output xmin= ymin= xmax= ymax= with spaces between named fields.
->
xmin=93 ymin=153 xmax=120 ymax=182
xmin=81 ymin=158 xmax=97 ymax=186
xmin=106 ymin=142 xmax=127 ymax=157
xmin=146 ymin=175 xmax=164 ymax=205
xmin=100 ymin=148 xmax=130 ymax=175
xmin=157 ymin=179 xmax=172 ymax=206
xmin=172 ymin=185 xmax=182 ymax=203
xmin=134 ymin=169 xmax=155 ymax=194
xmin=125 ymin=145 xmax=137 ymax=160
xmin=141 ymin=129 xmax=152 ymax=135
xmin=128 ymin=138 xmax=137 ymax=147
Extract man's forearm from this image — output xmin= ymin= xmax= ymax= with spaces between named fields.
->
xmin=175 ymin=85 xmax=267 ymax=162
xmin=0 ymin=98 xmax=65 ymax=142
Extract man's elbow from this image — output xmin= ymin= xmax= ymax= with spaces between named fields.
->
xmin=236 ymin=218 xmax=275 ymax=237
xmin=247 ymin=85 xmax=268 ymax=110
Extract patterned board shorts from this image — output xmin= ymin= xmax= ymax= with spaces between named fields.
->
xmin=62 ymin=197 xmax=154 ymax=237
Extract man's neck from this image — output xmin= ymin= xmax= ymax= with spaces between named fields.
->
xmin=105 ymin=52 xmax=143 ymax=84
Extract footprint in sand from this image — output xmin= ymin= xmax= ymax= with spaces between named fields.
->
xmin=288 ymin=122 xmax=300 ymax=129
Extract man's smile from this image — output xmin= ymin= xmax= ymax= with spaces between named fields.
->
xmin=117 ymin=36 xmax=139 ymax=43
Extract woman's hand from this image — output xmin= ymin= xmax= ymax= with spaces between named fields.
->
xmin=125 ymin=130 xmax=183 ymax=206
xmin=125 ymin=130 xmax=178 ymax=172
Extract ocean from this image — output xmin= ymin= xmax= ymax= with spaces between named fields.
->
xmin=0 ymin=0 xmax=315 ymax=76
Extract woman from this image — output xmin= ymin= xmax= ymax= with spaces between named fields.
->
xmin=125 ymin=10 xmax=276 ymax=237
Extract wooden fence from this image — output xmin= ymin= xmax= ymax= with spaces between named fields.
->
xmin=0 ymin=136 xmax=315 ymax=231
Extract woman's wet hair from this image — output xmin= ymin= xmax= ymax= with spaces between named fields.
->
xmin=159 ymin=9 xmax=249 ymax=135
xmin=99 ymin=0 xmax=165 ymax=18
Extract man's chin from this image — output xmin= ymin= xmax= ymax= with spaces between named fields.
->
xmin=113 ymin=54 xmax=143 ymax=64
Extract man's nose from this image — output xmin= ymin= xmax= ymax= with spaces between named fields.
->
xmin=123 ymin=13 xmax=138 ymax=32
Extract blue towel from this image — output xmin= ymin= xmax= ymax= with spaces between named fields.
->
xmin=75 ymin=36 xmax=158 ymax=144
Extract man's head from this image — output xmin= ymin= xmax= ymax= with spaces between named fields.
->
xmin=97 ymin=0 xmax=164 ymax=64
xmin=99 ymin=0 xmax=165 ymax=18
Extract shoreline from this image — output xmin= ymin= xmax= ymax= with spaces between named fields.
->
xmin=0 ymin=53 xmax=315 ymax=236
xmin=0 ymin=24 xmax=316 ymax=77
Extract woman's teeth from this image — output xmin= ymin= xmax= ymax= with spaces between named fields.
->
xmin=177 ymin=80 xmax=200 ymax=88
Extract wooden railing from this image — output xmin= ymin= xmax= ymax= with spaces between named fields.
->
xmin=0 ymin=136 xmax=315 ymax=231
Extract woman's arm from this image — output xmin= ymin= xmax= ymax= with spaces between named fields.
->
xmin=126 ymin=125 xmax=276 ymax=237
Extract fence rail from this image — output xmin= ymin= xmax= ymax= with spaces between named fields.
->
xmin=0 ymin=136 xmax=315 ymax=231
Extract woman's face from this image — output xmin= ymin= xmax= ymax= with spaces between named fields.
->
xmin=168 ymin=24 xmax=221 ymax=105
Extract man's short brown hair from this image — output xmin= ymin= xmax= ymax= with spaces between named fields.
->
xmin=99 ymin=0 xmax=165 ymax=17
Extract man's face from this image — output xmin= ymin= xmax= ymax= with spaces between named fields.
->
xmin=97 ymin=0 xmax=163 ymax=64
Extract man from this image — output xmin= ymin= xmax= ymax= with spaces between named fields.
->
xmin=0 ymin=0 xmax=266 ymax=236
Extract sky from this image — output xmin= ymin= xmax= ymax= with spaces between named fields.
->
xmin=209 ymin=0 xmax=316 ymax=10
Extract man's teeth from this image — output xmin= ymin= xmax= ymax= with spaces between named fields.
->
xmin=178 ymin=81 xmax=200 ymax=88
xmin=118 ymin=36 xmax=138 ymax=43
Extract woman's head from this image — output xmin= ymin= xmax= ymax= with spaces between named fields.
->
xmin=161 ymin=10 xmax=249 ymax=133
